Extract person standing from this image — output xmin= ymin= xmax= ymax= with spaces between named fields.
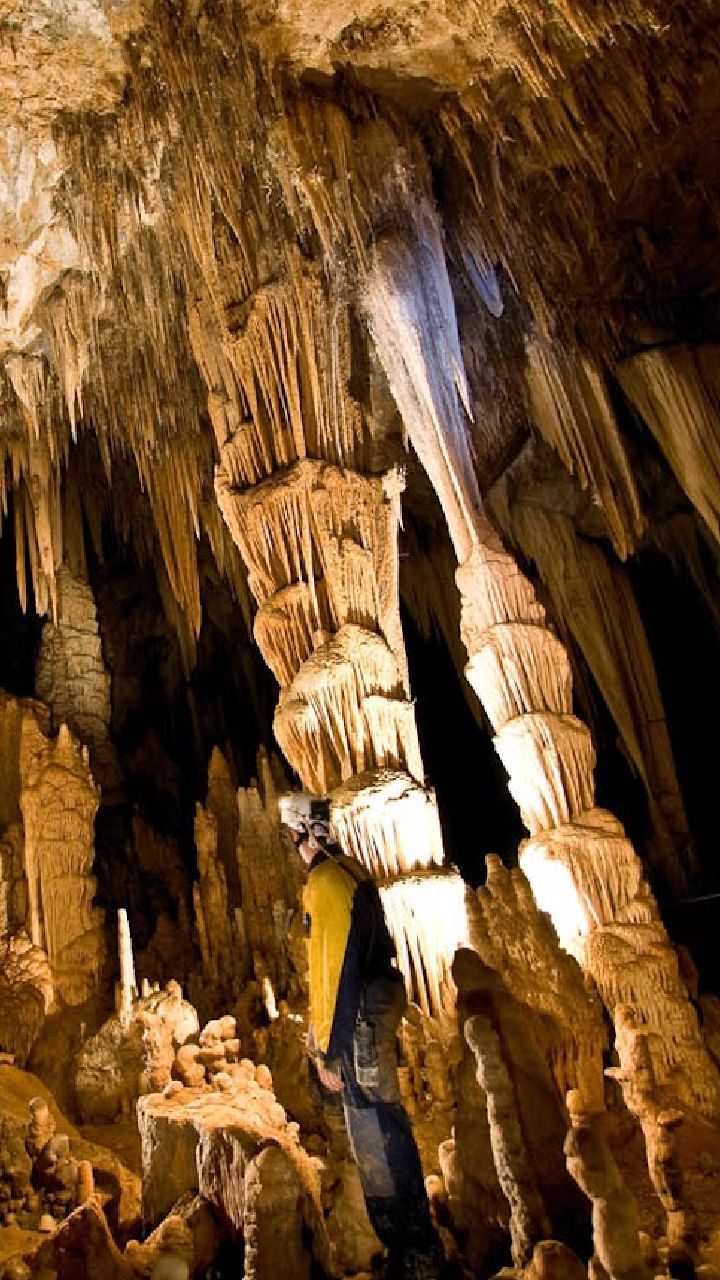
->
xmin=279 ymin=792 xmax=448 ymax=1280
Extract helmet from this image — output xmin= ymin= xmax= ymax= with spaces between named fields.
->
xmin=278 ymin=792 xmax=331 ymax=841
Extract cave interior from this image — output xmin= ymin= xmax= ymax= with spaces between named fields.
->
xmin=1 ymin=1 xmax=720 ymax=1278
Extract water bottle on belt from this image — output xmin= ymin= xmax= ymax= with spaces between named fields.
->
xmin=353 ymin=1009 xmax=380 ymax=1089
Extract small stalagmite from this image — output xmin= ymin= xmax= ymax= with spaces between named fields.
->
xmin=564 ymin=1090 xmax=651 ymax=1280
xmin=466 ymin=1011 xmax=552 ymax=1267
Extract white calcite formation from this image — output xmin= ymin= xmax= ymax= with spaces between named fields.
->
xmin=0 ymin=2 xmax=718 ymax=1276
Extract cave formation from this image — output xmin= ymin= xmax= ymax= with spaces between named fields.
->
xmin=1 ymin=1 xmax=720 ymax=1277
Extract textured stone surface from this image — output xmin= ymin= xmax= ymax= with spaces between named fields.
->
xmin=0 ymin=1 xmax=719 ymax=1273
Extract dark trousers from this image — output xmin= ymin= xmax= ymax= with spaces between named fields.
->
xmin=335 ymin=974 xmax=442 ymax=1264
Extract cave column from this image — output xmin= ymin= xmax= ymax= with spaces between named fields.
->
xmin=361 ymin=208 xmax=720 ymax=1116
xmin=191 ymin=264 xmax=465 ymax=1020
xmin=216 ymin=457 xmax=464 ymax=1018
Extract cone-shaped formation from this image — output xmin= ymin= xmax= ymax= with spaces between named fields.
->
xmin=19 ymin=719 xmax=103 ymax=1006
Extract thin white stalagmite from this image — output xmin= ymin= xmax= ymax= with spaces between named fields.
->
xmin=117 ymin=908 xmax=138 ymax=1030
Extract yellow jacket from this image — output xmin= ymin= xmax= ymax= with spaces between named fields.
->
xmin=303 ymin=851 xmax=396 ymax=1061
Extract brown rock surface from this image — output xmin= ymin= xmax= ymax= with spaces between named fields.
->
xmin=137 ymin=1074 xmax=328 ymax=1273
xmin=0 ymin=1063 xmax=141 ymax=1233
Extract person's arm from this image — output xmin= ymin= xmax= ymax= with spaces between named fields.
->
xmin=325 ymin=883 xmax=370 ymax=1065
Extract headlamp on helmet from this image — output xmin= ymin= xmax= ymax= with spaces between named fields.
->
xmin=278 ymin=792 xmax=331 ymax=843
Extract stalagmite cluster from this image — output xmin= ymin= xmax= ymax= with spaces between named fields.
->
xmin=191 ymin=747 xmax=304 ymax=1019
xmin=1 ymin=0 xmax=720 ymax=1277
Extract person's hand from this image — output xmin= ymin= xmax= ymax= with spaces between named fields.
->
xmin=317 ymin=1064 xmax=344 ymax=1093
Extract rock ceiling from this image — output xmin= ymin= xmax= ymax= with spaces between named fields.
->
xmin=0 ymin=1 xmax=719 ymax=895
xmin=3 ymin=6 xmax=720 ymax=1276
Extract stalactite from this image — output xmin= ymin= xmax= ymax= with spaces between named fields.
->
xmin=36 ymin=563 xmax=121 ymax=790
xmin=380 ymin=871 xmax=467 ymax=1021
xmin=436 ymin=5 xmax=713 ymax=350
xmin=618 ymin=344 xmax=720 ymax=545
xmin=362 ymin=218 xmax=483 ymax=565
xmin=0 ymin=425 xmax=67 ymax=620
xmin=524 ymin=338 xmax=645 ymax=560
xmin=494 ymin=711 xmax=596 ymax=833
xmin=217 ymin=459 xmax=407 ymax=673
xmin=273 ymin=625 xmax=421 ymax=796
xmin=253 ymin=581 xmax=330 ymax=689
xmin=216 ymin=258 xmax=367 ymax=481
xmin=467 ymin=622 xmax=572 ymax=730
xmin=330 ymin=769 xmax=445 ymax=879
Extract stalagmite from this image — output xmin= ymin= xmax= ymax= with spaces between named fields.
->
xmin=524 ymin=339 xmax=645 ymax=561
xmin=0 ymin=822 xmax=26 ymax=938
xmin=116 ymin=908 xmax=138 ymax=1032
xmin=466 ymin=856 xmax=606 ymax=1111
xmin=564 ymin=1090 xmax=651 ymax=1280
xmin=466 ymin=1012 xmax=551 ymax=1267
xmin=521 ymin=811 xmax=720 ymax=1117
xmin=243 ymin=1146 xmax=310 ymax=1280
xmin=233 ymin=751 xmax=303 ymax=1000
xmin=138 ymin=1029 xmax=329 ymax=1270
xmin=0 ymin=932 xmax=54 ymax=1064
xmin=193 ymin=804 xmax=235 ymax=994
xmin=76 ymin=980 xmax=199 ymax=1124
xmin=606 ymin=1006 xmax=697 ymax=1250
xmin=19 ymin=716 xmax=103 ymax=1006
